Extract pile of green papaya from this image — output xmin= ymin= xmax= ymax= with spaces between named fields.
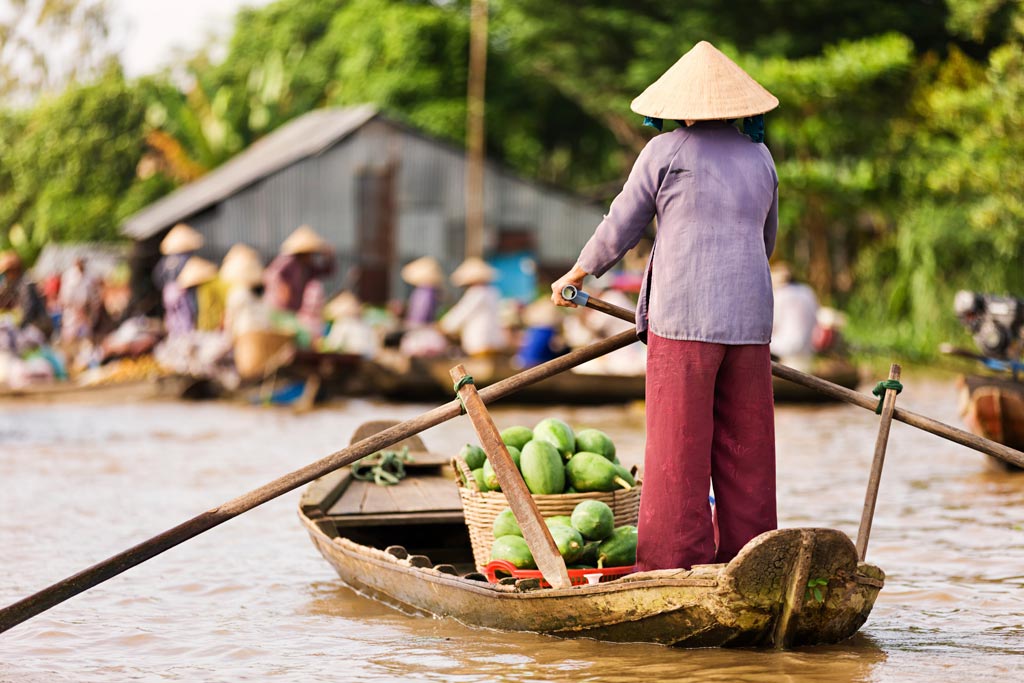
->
xmin=456 ymin=418 xmax=636 ymax=496
xmin=489 ymin=499 xmax=638 ymax=570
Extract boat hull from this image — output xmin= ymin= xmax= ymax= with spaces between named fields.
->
xmin=958 ymin=374 xmax=1024 ymax=470
xmin=301 ymin=513 xmax=883 ymax=648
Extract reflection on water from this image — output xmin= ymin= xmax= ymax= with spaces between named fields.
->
xmin=1 ymin=374 xmax=1023 ymax=682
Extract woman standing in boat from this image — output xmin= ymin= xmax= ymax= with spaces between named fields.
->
xmin=552 ymin=41 xmax=780 ymax=570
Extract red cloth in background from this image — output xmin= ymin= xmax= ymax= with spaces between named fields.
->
xmin=637 ymin=334 xmax=777 ymax=570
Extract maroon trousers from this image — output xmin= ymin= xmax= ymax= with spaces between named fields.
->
xmin=637 ymin=334 xmax=777 ymax=570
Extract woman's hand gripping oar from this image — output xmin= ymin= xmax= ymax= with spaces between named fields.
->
xmin=0 ymin=329 xmax=640 ymax=634
xmin=560 ymin=285 xmax=1024 ymax=468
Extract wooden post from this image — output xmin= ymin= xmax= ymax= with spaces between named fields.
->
xmin=464 ymin=0 xmax=488 ymax=259
xmin=450 ymin=364 xmax=572 ymax=589
xmin=856 ymin=364 xmax=901 ymax=561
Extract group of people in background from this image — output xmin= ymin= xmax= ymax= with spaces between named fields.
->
xmin=0 ymin=219 xmax=838 ymax=392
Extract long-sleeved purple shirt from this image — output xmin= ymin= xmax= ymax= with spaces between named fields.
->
xmin=577 ymin=121 xmax=778 ymax=344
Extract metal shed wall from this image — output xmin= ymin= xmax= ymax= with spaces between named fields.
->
xmin=174 ymin=117 xmax=605 ymax=299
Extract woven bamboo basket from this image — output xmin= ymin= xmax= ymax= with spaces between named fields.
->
xmin=453 ymin=457 xmax=642 ymax=571
xmin=233 ymin=330 xmax=295 ymax=380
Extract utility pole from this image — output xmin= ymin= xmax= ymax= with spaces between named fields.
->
xmin=464 ymin=0 xmax=488 ymax=260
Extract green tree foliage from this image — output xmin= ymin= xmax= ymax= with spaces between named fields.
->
xmin=850 ymin=6 xmax=1024 ymax=354
xmin=0 ymin=67 xmax=157 ymax=260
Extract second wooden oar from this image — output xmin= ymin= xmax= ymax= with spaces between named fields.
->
xmin=0 ymin=329 xmax=639 ymax=634
xmin=451 ymin=364 xmax=572 ymax=589
xmin=561 ymin=286 xmax=1024 ymax=468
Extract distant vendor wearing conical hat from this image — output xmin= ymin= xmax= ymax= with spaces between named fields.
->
xmin=176 ymin=257 xmax=225 ymax=333
xmin=155 ymin=223 xmax=204 ymax=337
xmin=552 ymin=41 xmax=780 ymax=571
xmin=263 ymin=225 xmax=335 ymax=313
xmin=440 ymin=257 xmax=509 ymax=357
xmin=220 ymin=244 xmax=270 ymax=338
xmin=401 ymin=256 xmax=444 ymax=326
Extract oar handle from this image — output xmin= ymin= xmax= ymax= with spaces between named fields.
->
xmin=561 ymin=285 xmax=636 ymax=324
xmin=566 ymin=287 xmax=1024 ymax=468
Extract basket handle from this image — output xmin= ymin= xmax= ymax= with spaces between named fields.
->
xmin=484 ymin=559 xmax=518 ymax=583
xmin=451 ymin=455 xmax=479 ymax=492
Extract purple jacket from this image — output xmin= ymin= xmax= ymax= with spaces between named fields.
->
xmin=577 ymin=121 xmax=778 ymax=344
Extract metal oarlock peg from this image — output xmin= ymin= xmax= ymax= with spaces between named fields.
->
xmin=561 ymin=285 xmax=589 ymax=307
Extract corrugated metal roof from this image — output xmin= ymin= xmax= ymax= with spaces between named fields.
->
xmin=121 ymin=105 xmax=380 ymax=239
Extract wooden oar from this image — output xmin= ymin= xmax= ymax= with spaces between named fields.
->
xmin=451 ymin=364 xmax=572 ymax=589
xmin=0 ymin=329 xmax=639 ymax=634
xmin=561 ymin=286 xmax=1024 ymax=468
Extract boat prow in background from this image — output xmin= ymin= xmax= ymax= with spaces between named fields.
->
xmin=958 ymin=374 xmax=1024 ymax=471
xmin=299 ymin=423 xmax=884 ymax=649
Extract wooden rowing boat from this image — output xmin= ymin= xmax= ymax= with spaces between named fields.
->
xmin=958 ymin=374 xmax=1024 ymax=471
xmin=298 ymin=423 xmax=884 ymax=648
xmin=370 ymin=351 xmax=646 ymax=404
xmin=772 ymin=357 xmax=860 ymax=402
xmin=372 ymin=352 xmax=860 ymax=405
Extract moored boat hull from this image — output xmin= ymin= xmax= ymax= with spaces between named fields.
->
xmin=958 ymin=374 xmax=1024 ymax=470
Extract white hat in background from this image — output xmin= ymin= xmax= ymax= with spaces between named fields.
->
xmin=401 ymin=256 xmax=445 ymax=288
xmin=219 ymin=244 xmax=263 ymax=286
xmin=160 ymin=223 xmax=204 ymax=255
xmin=176 ymin=256 xmax=218 ymax=289
xmin=280 ymin=225 xmax=331 ymax=255
xmin=450 ymin=257 xmax=497 ymax=287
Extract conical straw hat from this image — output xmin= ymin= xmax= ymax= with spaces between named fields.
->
xmin=176 ymin=256 xmax=218 ymax=289
xmin=401 ymin=256 xmax=444 ymax=287
xmin=280 ymin=225 xmax=330 ymax=255
xmin=160 ymin=223 xmax=204 ymax=255
xmin=450 ymin=257 xmax=497 ymax=287
xmin=324 ymin=291 xmax=362 ymax=320
xmin=630 ymin=41 xmax=778 ymax=121
xmin=219 ymin=244 xmax=263 ymax=286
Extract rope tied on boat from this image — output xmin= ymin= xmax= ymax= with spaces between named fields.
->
xmin=351 ymin=447 xmax=412 ymax=486
xmin=453 ymin=374 xmax=474 ymax=414
xmin=872 ymin=379 xmax=903 ymax=414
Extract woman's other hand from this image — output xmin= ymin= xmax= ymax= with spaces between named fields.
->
xmin=550 ymin=264 xmax=589 ymax=308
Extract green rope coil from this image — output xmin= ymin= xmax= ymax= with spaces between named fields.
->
xmin=453 ymin=374 xmax=474 ymax=414
xmin=352 ymin=447 xmax=412 ymax=486
xmin=872 ymin=379 xmax=903 ymax=415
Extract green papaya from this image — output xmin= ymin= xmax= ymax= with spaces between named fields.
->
xmin=471 ymin=467 xmax=490 ymax=491
xmin=571 ymin=500 xmax=615 ymax=541
xmin=545 ymin=515 xmax=573 ymax=528
xmin=548 ymin=524 xmax=585 ymax=563
xmin=597 ymin=525 xmax=638 ymax=568
xmin=492 ymin=508 xmax=522 ymax=538
xmin=565 ymin=452 xmax=619 ymax=492
xmin=574 ymin=428 xmax=616 ymax=461
xmin=481 ymin=446 xmax=522 ymax=491
xmin=500 ymin=425 xmax=534 ymax=451
xmin=533 ymin=418 xmax=575 ymax=460
xmin=612 ymin=463 xmax=636 ymax=488
xmin=491 ymin=535 xmax=536 ymax=569
xmin=520 ymin=440 xmax=565 ymax=494
xmin=460 ymin=443 xmax=486 ymax=470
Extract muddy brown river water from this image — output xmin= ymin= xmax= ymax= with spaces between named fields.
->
xmin=1 ymin=373 xmax=1023 ymax=682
